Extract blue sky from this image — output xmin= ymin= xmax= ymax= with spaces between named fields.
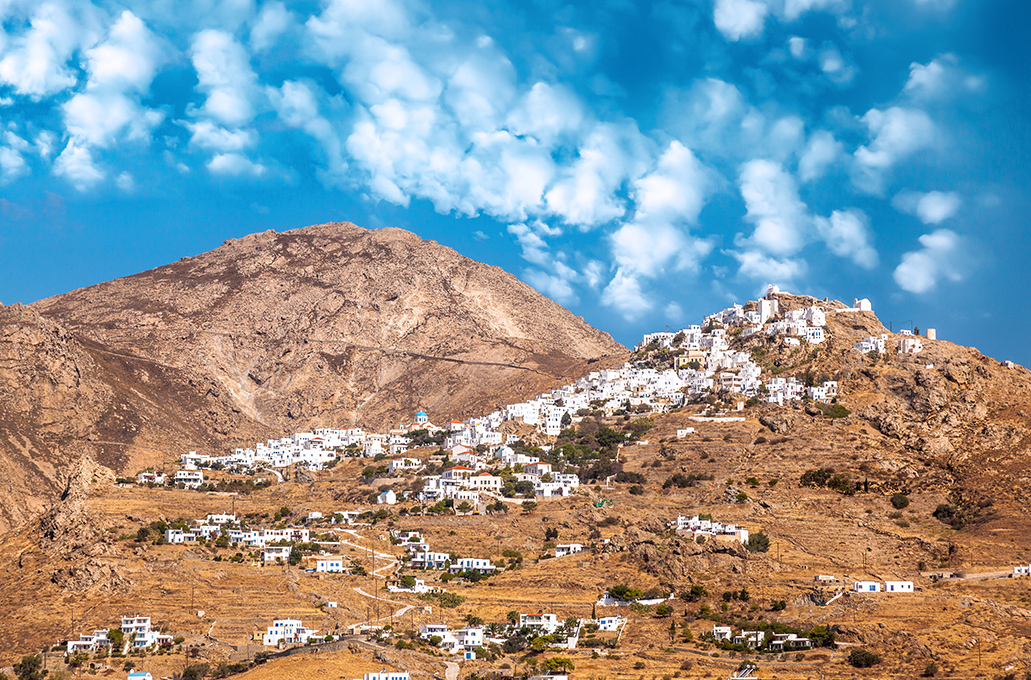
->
xmin=1 ymin=0 xmax=1029 ymax=363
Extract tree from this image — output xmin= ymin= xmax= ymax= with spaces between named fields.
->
xmin=848 ymin=649 xmax=881 ymax=668
xmin=669 ymin=620 xmax=677 ymax=643
xmin=13 ymin=656 xmax=44 ymax=680
xmin=456 ymin=501 xmax=473 ymax=515
xmin=655 ymin=604 xmax=672 ymax=617
xmin=543 ymin=657 xmax=575 ymax=673
xmin=745 ymin=531 xmax=770 ymax=553
xmin=135 ymin=527 xmax=151 ymax=542
xmin=107 ymin=628 xmax=125 ymax=650
xmin=507 ymin=610 xmax=520 ymax=625
xmin=288 ymin=546 xmax=302 ymax=565
xmin=891 ymin=493 xmax=910 ymax=509
xmin=400 ymin=575 xmax=417 ymax=588
xmin=544 ymin=527 xmax=559 ymax=541
xmin=521 ymin=501 xmax=538 ymax=513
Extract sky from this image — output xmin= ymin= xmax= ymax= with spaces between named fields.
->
xmin=1 ymin=0 xmax=1029 ymax=363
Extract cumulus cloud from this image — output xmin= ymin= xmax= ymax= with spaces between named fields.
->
xmin=798 ymin=130 xmax=843 ymax=182
xmin=250 ymin=1 xmax=296 ymax=51
xmin=903 ymin=54 xmax=986 ymax=103
xmin=853 ymin=107 xmax=936 ymax=194
xmin=0 ymin=146 xmax=29 ymax=183
xmin=207 ymin=153 xmax=266 ymax=176
xmin=893 ymin=229 xmax=966 ymax=293
xmin=53 ymin=142 xmax=105 ymax=190
xmin=729 ymin=250 xmax=807 ymax=282
xmin=713 ymin=0 xmax=769 ymax=41
xmin=0 ymin=2 xmax=93 ymax=99
xmin=267 ymin=79 xmax=348 ymax=182
xmin=191 ymin=30 xmax=261 ymax=127
xmin=892 ymin=190 xmax=961 ymax=224
xmin=737 ymin=159 xmax=810 ymax=256
xmin=601 ymin=270 xmax=654 ymax=320
xmin=818 ymin=43 xmax=856 ymax=85
xmin=813 ymin=209 xmax=879 ymax=269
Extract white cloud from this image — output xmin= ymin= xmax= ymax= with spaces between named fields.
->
xmin=183 ymin=120 xmax=255 ymax=152
xmin=853 ymin=107 xmax=936 ymax=194
xmin=85 ymin=11 xmax=163 ymax=93
xmin=191 ymin=30 xmax=260 ymax=126
xmin=903 ymin=54 xmax=986 ymax=103
xmin=207 ymin=153 xmax=266 ymax=176
xmin=63 ymin=92 xmax=163 ymax=147
xmin=782 ymin=0 xmax=847 ymax=20
xmin=601 ymin=270 xmax=654 ymax=320
xmin=893 ymin=229 xmax=966 ymax=293
xmin=788 ymin=36 xmax=806 ymax=59
xmin=0 ymin=145 xmax=29 ymax=183
xmin=818 ymin=43 xmax=856 ymax=85
xmin=524 ymin=269 xmax=578 ymax=306
xmin=893 ymin=190 xmax=961 ymax=224
xmin=665 ymin=301 xmax=685 ymax=323
xmin=730 ymin=250 xmax=807 ymax=282
xmin=115 ymin=171 xmax=134 ymax=192
xmin=798 ymin=130 xmax=843 ymax=182
xmin=250 ymin=1 xmax=295 ymax=51
xmin=544 ymin=123 xmax=641 ymax=228
xmin=506 ymin=82 xmax=584 ymax=146
xmin=507 ymin=222 xmax=551 ymax=266
xmin=53 ymin=141 xmax=104 ymax=191
xmin=713 ymin=0 xmax=769 ymax=41
xmin=737 ymin=159 xmax=810 ymax=256
xmin=0 ymin=2 xmax=89 ymax=99
xmin=268 ymin=80 xmax=348 ymax=183
xmin=813 ymin=209 xmax=878 ymax=269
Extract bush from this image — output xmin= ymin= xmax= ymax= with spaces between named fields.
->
xmin=633 ymin=661 xmax=646 ymax=669
xmin=891 ymin=493 xmax=910 ymax=509
xmin=825 ymin=404 xmax=850 ymax=418
xmin=745 ymin=531 xmax=770 ymax=553
xmin=932 ymin=503 xmax=963 ymax=528
xmin=922 ymin=661 xmax=938 ymax=677
xmin=799 ymin=467 xmax=834 ymax=488
xmin=608 ymin=584 xmax=644 ymax=600
xmin=848 ymin=649 xmax=881 ymax=668
xmin=629 ymin=485 xmax=645 ymax=495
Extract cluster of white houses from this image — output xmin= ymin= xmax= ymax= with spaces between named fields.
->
xmin=670 ymin=515 xmax=750 ymax=545
xmin=67 ymin=616 xmax=173 ymax=653
xmin=712 ymin=625 xmax=812 ymax=650
xmin=853 ymin=328 xmax=932 ymax=356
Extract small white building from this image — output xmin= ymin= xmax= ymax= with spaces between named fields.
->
xmin=712 ymin=625 xmax=732 ymax=641
xmin=263 ymin=545 xmax=292 ymax=565
xmin=316 ymin=558 xmax=345 ymax=573
xmin=555 ymin=544 xmax=583 ymax=558
xmin=853 ymin=581 xmax=881 ymax=593
xmin=596 ymin=616 xmax=622 ymax=632
xmin=449 ymin=557 xmax=496 ymax=574
xmin=361 ymin=673 xmax=411 ymax=680
xmin=455 ymin=627 xmax=484 ymax=650
xmin=262 ymin=619 xmax=318 ymax=646
xmin=883 ymin=581 xmax=914 ymax=593
xmin=898 ymin=336 xmax=923 ymax=354
xmin=377 ymin=490 xmax=397 ymax=505
xmin=388 ymin=458 xmax=423 ymax=474
xmin=174 ymin=470 xmax=204 ymax=488
xmin=136 ymin=472 xmax=166 ymax=485
xmin=519 ymin=612 xmax=560 ymax=635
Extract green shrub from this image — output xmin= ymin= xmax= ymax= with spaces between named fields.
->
xmin=745 ymin=531 xmax=770 ymax=553
xmin=848 ymin=649 xmax=881 ymax=668
xmin=890 ymin=493 xmax=910 ymax=509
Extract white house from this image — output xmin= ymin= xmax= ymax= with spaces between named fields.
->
xmin=316 ymin=558 xmax=345 ymax=573
xmin=898 ymin=336 xmax=923 ymax=354
xmin=596 ymin=616 xmax=622 ymax=632
xmin=377 ymin=490 xmax=397 ymax=505
xmin=853 ymin=581 xmax=881 ymax=593
xmin=455 ymin=627 xmax=484 ymax=650
xmin=555 ymin=544 xmax=583 ymax=558
xmin=733 ymin=630 xmax=765 ymax=647
xmin=262 ymin=619 xmax=318 ymax=646
xmin=769 ymin=633 xmax=812 ymax=650
xmin=1014 ymin=564 xmax=1031 ymax=577
xmin=67 ymin=629 xmax=111 ymax=653
xmin=361 ymin=673 xmax=411 ymax=680
xmin=388 ymin=458 xmax=423 ymax=474
xmin=174 ymin=470 xmax=204 ymax=488
xmin=712 ymin=625 xmax=732 ymax=641
xmin=121 ymin=615 xmax=172 ymax=649
xmin=263 ymin=545 xmax=292 ymax=565
xmin=136 ymin=472 xmax=165 ymax=485
xmin=410 ymin=552 xmax=449 ymax=570
xmin=519 ymin=612 xmax=560 ymax=634
xmin=883 ymin=581 xmax=914 ymax=593
xmin=676 ymin=428 xmax=695 ymax=438
xmin=449 ymin=558 xmax=495 ymax=574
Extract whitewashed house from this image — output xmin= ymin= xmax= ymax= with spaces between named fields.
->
xmin=174 ymin=470 xmax=204 ymax=488
xmin=262 ymin=619 xmax=318 ymax=646
xmin=316 ymin=558 xmax=345 ymax=573
xmin=853 ymin=581 xmax=881 ymax=593
xmin=555 ymin=544 xmax=583 ymax=558
xmin=883 ymin=581 xmax=914 ymax=593
xmin=519 ymin=612 xmax=560 ymax=635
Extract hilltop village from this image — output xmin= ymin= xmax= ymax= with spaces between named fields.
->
xmin=10 ymin=286 xmax=1025 ymax=680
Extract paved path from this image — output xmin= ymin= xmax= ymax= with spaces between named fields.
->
xmin=444 ymin=661 xmax=460 ymax=680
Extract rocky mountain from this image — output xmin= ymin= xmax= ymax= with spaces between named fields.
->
xmin=0 ymin=221 xmax=626 ymax=532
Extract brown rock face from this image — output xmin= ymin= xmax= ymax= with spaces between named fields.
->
xmin=0 ymin=221 xmax=627 ymax=532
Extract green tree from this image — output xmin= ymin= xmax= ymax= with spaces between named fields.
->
xmin=890 ymin=493 xmax=910 ymax=509
xmin=400 ymin=575 xmax=417 ymax=588
xmin=848 ymin=649 xmax=881 ymax=668
xmin=13 ymin=655 xmax=43 ymax=680
xmin=288 ymin=546 xmax=302 ymax=565
xmin=544 ymin=657 xmax=575 ymax=672
xmin=507 ymin=610 xmax=520 ymax=625
xmin=456 ymin=501 xmax=473 ymax=515
xmin=669 ymin=619 xmax=677 ymax=643
xmin=745 ymin=531 xmax=770 ymax=553
xmin=107 ymin=628 xmax=125 ymax=650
